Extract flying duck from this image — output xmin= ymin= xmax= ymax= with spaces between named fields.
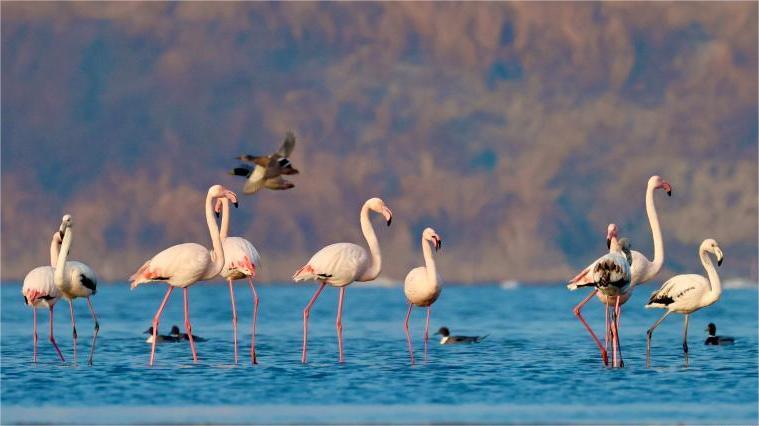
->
xmin=230 ymin=131 xmax=299 ymax=195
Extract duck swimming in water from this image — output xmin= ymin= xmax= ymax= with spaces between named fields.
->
xmin=144 ymin=326 xmax=179 ymax=344
xmin=170 ymin=325 xmax=207 ymax=342
xmin=435 ymin=327 xmax=488 ymax=345
xmin=705 ymin=323 xmax=734 ymax=345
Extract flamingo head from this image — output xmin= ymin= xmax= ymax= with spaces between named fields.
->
xmin=649 ymin=175 xmax=672 ymax=196
xmin=606 ymin=223 xmax=618 ymax=249
xmin=423 ymin=227 xmax=442 ymax=252
xmin=701 ymin=238 xmax=724 ymax=267
xmin=58 ymin=214 xmax=72 ymax=238
xmin=366 ymin=197 xmax=393 ymax=226
xmin=213 ymin=195 xmax=239 ymax=218
xmin=209 ymin=185 xmax=238 ymax=208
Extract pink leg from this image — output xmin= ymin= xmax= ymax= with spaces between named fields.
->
xmin=604 ymin=303 xmax=610 ymax=354
xmin=614 ymin=296 xmax=624 ymax=367
xmin=301 ymin=282 xmax=326 ymax=364
xmin=228 ymin=279 xmax=239 ymax=365
xmin=49 ymin=306 xmax=65 ymax=362
xmin=403 ymin=303 xmax=415 ymax=365
xmin=68 ymin=299 xmax=78 ymax=365
xmin=572 ymin=289 xmax=608 ymax=366
xmin=183 ymin=288 xmax=198 ymax=363
xmin=248 ymin=277 xmax=259 ymax=365
xmin=424 ymin=306 xmax=431 ymax=362
xmin=32 ymin=307 xmax=38 ymax=364
xmin=149 ymin=286 xmax=174 ymax=366
xmin=86 ymin=297 xmax=100 ymax=366
xmin=336 ymin=287 xmax=346 ymax=363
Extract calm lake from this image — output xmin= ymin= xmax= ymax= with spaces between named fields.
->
xmin=1 ymin=282 xmax=757 ymax=424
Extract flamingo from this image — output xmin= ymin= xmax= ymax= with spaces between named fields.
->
xmin=645 ymin=239 xmax=724 ymax=367
xmin=570 ymin=175 xmax=671 ymax=366
xmin=130 ymin=184 xmax=237 ymax=366
xmin=214 ymin=196 xmax=262 ymax=365
xmin=568 ymin=227 xmax=632 ymax=367
xmin=22 ymin=260 xmax=65 ymax=363
xmin=293 ymin=197 xmax=393 ymax=364
xmin=52 ymin=215 xmax=100 ymax=365
xmin=403 ymin=227 xmax=442 ymax=364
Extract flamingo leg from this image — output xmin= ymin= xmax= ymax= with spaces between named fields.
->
xmin=228 ymin=278 xmax=239 ymax=365
xmin=614 ymin=296 xmax=624 ymax=368
xmin=247 ymin=277 xmax=259 ymax=365
xmin=610 ymin=307 xmax=617 ymax=368
xmin=424 ymin=306 xmax=431 ymax=362
xmin=149 ymin=286 xmax=174 ymax=366
xmin=32 ymin=307 xmax=38 ymax=364
xmin=86 ymin=297 xmax=99 ymax=366
xmin=336 ymin=287 xmax=346 ymax=363
xmin=68 ymin=299 xmax=78 ymax=365
xmin=183 ymin=288 xmax=198 ymax=363
xmin=572 ymin=289 xmax=608 ymax=366
xmin=403 ymin=303 xmax=415 ymax=365
xmin=682 ymin=314 xmax=690 ymax=367
xmin=49 ymin=305 xmax=65 ymax=362
xmin=604 ymin=303 xmax=610 ymax=354
xmin=301 ymin=282 xmax=326 ymax=364
xmin=645 ymin=310 xmax=671 ymax=368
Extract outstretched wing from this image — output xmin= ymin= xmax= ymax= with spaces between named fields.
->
xmin=238 ymin=155 xmax=269 ymax=167
xmin=277 ymin=131 xmax=296 ymax=157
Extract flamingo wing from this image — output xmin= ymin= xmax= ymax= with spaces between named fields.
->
xmin=646 ymin=274 xmax=708 ymax=309
xmin=22 ymin=266 xmax=60 ymax=306
xmin=130 ymin=243 xmax=210 ymax=288
xmin=221 ymin=236 xmax=261 ymax=278
xmin=294 ymin=243 xmax=368 ymax=286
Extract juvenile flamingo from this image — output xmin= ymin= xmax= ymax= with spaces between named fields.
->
xmin=568 ymin=227 xmax=632 ymax=367
xmin=215 ymin=196 xmax=262 ymax=365
xmin=130 ymin=185 xmax=237 ymax=366
xmin=403 ymin=227 xmax=442 ymax=364
xmin=293 ymin=197 xmax=393 ymax=364
xmin=52 ymin=215 xmax=100 ymax=365
xmin=570 ymin=175 xmax=671 ymax=365
xmin=645 ymin=239 xmax=724 ymax=367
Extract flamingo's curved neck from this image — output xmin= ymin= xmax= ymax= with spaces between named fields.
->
xmin=421 ymin=238 xmax=439 ymax=290
xmin=219 ymin=198 xmax=230 ymax=240
xmin=644 ymin=182 xmax=664 ymax=280
xmin=359 ymin=203 xmax=382 ymax=281
xmin=54 ymin=228 xmax=72 ymax=288
xmin=700 ymin=248 xmax=722 ymax=302
xmin=202 ymin=192 xmax=225 ymax=280
xmin=50 ymin=235 xmax=61 ymax=267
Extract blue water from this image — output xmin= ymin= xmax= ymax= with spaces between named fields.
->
xmin=1 ymin=283 xmax=757 ymax=424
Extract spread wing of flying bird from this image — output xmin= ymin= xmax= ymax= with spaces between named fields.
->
xmin=231 ymin=131 xmax=299 ymax=195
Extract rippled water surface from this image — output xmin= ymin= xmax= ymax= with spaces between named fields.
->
xmin=2 ymin=283 xmax=757 ymax=424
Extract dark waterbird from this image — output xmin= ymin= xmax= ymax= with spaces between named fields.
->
xmin=231 ymin=130 xmax=299 ymax=194
xmin=435 ymin=327 xmax=488 ymax=344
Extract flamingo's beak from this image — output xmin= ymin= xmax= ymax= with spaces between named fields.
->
xmin=223 ymin=189 xmax=239 ymax=207
xmin=716 ymin=249 xmax=724 ymax=267
xmin=382 ymin=207 xmax=393 ymax=226
xmin=662 ymin=182 xmax=672 ymax=196
xmin=433 ymin=236 xmax=442 ymax=252
xmin=607 ymin=238 xmax=611 ymax=249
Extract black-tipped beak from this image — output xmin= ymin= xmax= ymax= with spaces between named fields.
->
xmin=434 ymin=237 xmax=442 ymax=252
xmin=233 ymin=201 xmax=239 ymax=208
xmin=666 ymin=189 xmax=672 ymax=197
xmin=607 ymin=238 xmax=611 ymax=249
xmin=214 ymin=211 xmax=220 ymax=219
xmin=718 ymin=257 xmax=723 ymax=267
xmin=387 ymin=217 xmax=392 ymax=227
xmin=59 ymin=230 xmax=64 ymax=239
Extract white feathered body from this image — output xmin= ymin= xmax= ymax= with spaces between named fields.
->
xmin=243 ymin=165 xmax=267 ymax=195
xmin=293 ymin=243 xmax=369 ymax=287
xmin=56 ymin=261 xmax=98 ymax=299
xmin=404 ymin=266 xmax=441 ymax=307
xmin=130 ymin=243 xmax=214 ymax=288
xmin=568 ymin=251 xmax=631 ymax=297
xmin=220 ymin=237 xmax=261 ymax=280
xmin=22 ymin=266 xmax=61 ymax=308
xmin=645 ymin=274 xmax=718 ymax=314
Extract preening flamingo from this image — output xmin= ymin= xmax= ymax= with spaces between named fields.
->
xmin=403 ymin=227 xmax=442 ymax=364
xmin=570 ymin=175 xmax=671 ymax=366
xmin=215 ymin=196 xmax=262 ymax=365
xmin=22 ymin=264 xmax=65 ymax=363
xmin=568 ymin=227 xmax=632 ymax=367
xmin=130 ymin=184 xmax=237 ymax=366
xmin=645 ymin=239 xmax=724 ymax=367
xmin=293 ymin=197 xmax=393 ymax=364
xmin=52 ymin=215 xmax=100 ymax=365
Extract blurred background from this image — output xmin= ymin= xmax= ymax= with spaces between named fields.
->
xmin=2 ymin=2 xmax=756 ymax=284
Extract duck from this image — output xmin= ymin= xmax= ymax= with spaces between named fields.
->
xmin=143 ymin=326 xmax=179 ymax=344
xmin=169 ymin=325 xmax=207 ymax=342
xmin=705 ymin=323 xmax=734 ymax=345
xmin=435 ymin=327 xmax=488 ymax=345
xmin=230 ymin=130 xmax=299 ymax=194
